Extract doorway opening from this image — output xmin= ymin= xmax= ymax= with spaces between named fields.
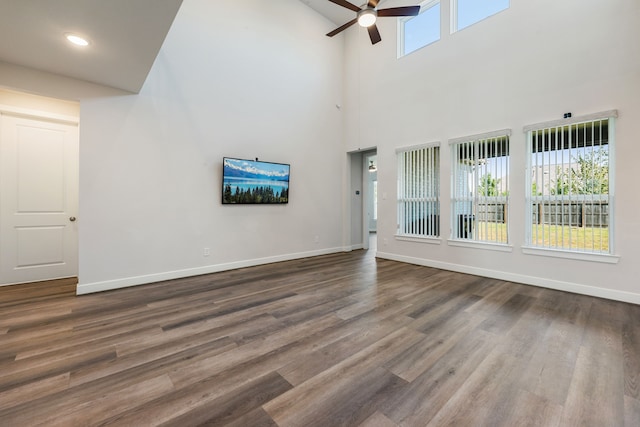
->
xmin=348 ymin=148 xmax=377 ymax=253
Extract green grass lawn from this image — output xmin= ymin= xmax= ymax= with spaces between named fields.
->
xmin=474 ymin=222 xmax=609 ymax=252
xmin=529 ymin=223 xmax=609 ymax=252
xmin=474 ymin=221 xmax=509 ymax=244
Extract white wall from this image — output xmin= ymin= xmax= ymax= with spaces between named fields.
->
xmin=343 ymin=0 xmax=640 ymax=302
xmin=77 ymin=0 xmax=345 ymax=293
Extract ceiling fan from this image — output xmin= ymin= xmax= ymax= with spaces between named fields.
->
xmin=326 ymin=0 xmax=420 ymax=45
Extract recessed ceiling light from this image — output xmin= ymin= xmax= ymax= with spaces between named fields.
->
xmin=65 ymin=33 xmax=90 ymax=47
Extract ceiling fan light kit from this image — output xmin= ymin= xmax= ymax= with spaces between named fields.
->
xmin=357 ymin=8 xmax=377 ymax=27
xmin=326 ymin=0 xmax=420 ymax=45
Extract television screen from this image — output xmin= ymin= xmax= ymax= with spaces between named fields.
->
xmin=222 ymin=157 xmax=290 ymax=204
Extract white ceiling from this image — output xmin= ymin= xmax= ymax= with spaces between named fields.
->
xmin=0 ymin=0 xmax=381 ymax=100
xmin=301 ymin=0 xmax=389 ymax=25
xmin=301 ymin=0 xmax=363 ymax=25
xmin=0 ymin=0 xmax=183 ymax=97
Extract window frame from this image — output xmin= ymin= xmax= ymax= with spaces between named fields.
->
xmin=449 ymin=129 xmax=511 ymax=247
xmin=523 ymin=110 xmax=619 ymax=263
xmin=396 ymin=142 xmax=441 ymax=241
xmin=398 ymin=0 xmax=441 ymax=58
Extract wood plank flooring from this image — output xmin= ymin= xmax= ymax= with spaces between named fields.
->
xmin=0 ymin=250 xmax=638 ymax=426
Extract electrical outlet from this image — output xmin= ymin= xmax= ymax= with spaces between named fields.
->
xmin=314 ymin=236 xmax=319 ymax=243
xmin=203 ymin=247 xmax=210 ymax=257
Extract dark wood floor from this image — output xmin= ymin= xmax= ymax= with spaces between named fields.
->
xmin=0 ymin=249 xmax=639 ymax=426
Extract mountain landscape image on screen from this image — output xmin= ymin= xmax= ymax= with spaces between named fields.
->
xmin=222 ymin=158 xmax=289 ymax=204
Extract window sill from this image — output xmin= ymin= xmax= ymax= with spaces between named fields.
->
xmin=395 ymin=235 xmax=442 ymax=245
xmin=447 ymin=239 xmax=513 ymax=252
xmin=521 ymin=246 xmax=620 ymax=264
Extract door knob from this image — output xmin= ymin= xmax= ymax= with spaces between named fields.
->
xmin=69 ymin=216 xmax=77 ymax=222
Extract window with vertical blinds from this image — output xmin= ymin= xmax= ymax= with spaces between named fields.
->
xmin=397 ymin=144 xmax=440 ymax=237
xmin=525 ymin=112 xmax=616 ymax=254
xmin=450 ymin=130 xmax=510 ymax=244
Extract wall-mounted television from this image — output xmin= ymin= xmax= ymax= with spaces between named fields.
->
xmin=222 ymin=157 xmax=290 ymax=204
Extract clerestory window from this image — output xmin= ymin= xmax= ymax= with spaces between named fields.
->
xmin=398 ymin=0 xmax=440 ymax=57
xmin=451 ymin=0 xmax=509 ymax=33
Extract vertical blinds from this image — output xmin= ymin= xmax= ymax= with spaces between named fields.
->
xmin=527 ymin=117 xmax=611 ymax=253
xmin=450 ymin=132 xmax=510 ymax=243
xmin=397 ymin=144 xmax=440 ymax=237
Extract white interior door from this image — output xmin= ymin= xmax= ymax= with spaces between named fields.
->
xmin=0 ymin=113 xmax=78 ymax=286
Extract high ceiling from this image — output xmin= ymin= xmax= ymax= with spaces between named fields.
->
xmin=0 ymin=0 xmax=374 ymax=100
xmin=0 ymin=0 xmax=183 ymax=98
xmin=300 ymin=0 xmax=387 ymax=25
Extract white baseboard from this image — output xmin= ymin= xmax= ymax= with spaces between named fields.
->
xmin=375 ymin=251 xmax=640 ymax=305
xmin=78 ymin=248 xmax=640 ymax=305
xmin=77 ymin=247 xmax=345 ymax=295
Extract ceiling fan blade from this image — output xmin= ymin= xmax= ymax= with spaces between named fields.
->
xmin=377 ymin=6 xmax=421 ymax=17
xmin=367 ymin=0 xmax=380 ymax=7
xmin=327 ymin=0 xmax=361 ymax=13
xmin=367 ymin=24 xmax=382 ymax=45
xmin=326 ymin=18 xmax=358 ymax=37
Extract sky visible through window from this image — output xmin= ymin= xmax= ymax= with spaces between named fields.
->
xmin=403 ymin=2 xmax=440 ymax=55
xmin=456 ymin=0 xmax=509 ymax=31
